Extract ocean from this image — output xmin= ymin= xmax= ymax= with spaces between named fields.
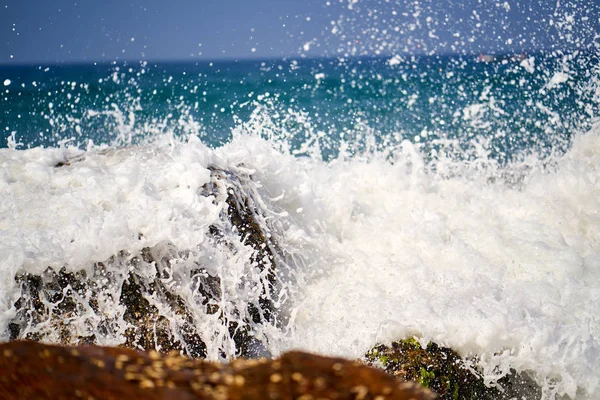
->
xmin=1 ymin=50 xmax=599 ymax=399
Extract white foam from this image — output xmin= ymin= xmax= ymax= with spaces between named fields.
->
xmin=0 ymin=137 xmax=217 ymax=272
xmin=218 ymin=125 xmax=600 ymax=399
xmin=0 ymin=137 xmax=222 ymax=332
xmin=521 ymin=56 xmax=536 ymax=74
xmin=387 ymin=54 xmax=404 ymax=66
xmin=546 ymin=72 xmax=570 ymax=89
xmin=1 ymin=124 xmax=599 ymax=398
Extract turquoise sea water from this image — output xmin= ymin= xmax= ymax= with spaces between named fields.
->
xmin=2 ymin=52 xmax=597 ymax=161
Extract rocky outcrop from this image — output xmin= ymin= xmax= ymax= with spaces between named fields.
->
xmin=8 ymin=164 xmax=279 ymax=359
xmin=364 ymin=339 xmax=541 ymax=400
xmin=0 ymin=341 xmax=436 ymax=400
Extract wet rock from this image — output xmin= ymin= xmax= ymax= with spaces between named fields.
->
xmin=364 ymin=339 xmax=541 ymax=400
xmin=8 ymin=164 xmax=279 ymax=359
xmin=0 ymin=341 xmax=436 ymax=400
xmin=53 ymin=153 xmax=86 ymax=168
xmin=202 ymin=166 xmax=278 ymax=324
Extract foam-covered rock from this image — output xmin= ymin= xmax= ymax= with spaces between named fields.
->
xmin=8 ymin=163 xmax=278 ymax=359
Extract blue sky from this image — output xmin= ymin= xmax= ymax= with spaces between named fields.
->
xmin=1 ymin=0 xmax=598 ymax=64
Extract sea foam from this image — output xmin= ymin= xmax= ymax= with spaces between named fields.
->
xmin=1 ymin=123 xmax=599 ymax=398
xmin=221 ymin=124 xmax=600 ymax=399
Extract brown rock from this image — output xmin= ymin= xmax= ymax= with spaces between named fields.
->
xmin=0 ymin=341 xmax=436 ymax=400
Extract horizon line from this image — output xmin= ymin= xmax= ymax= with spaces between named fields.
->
xmin=0 ymin=49 xmax=577 ymax=68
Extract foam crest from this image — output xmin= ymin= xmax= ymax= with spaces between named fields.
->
xmin=0 ymin=136 xmax=285 ymax=359
xmin=0 ymin=138 xmax=216 ymax=271
xmin=219 ymin=125 xmax=600 ymax=399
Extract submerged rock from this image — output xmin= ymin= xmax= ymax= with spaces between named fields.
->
xmin=7 ymin=164 xmax=280 ymax=359
xmin=364 ymin=339 xmax=541 ymax=400
xmin=0 ymin=341 xmax=436 ymax=400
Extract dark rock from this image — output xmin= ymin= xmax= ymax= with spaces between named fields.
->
xmin=364 ymin=339 xmax=541 ymax=400
xmin=0 ymin=341 xmax=436 ymax=400
xmin=54 ymin=153 xmax=86 ymax=168
xmin=203 ymin=166 xmax=278 ymax=324
xmin=8 ymin=164 xmax=279 ymax=359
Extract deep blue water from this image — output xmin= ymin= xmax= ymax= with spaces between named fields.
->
xmin=1 ymin=52 xmax=598 ymax=162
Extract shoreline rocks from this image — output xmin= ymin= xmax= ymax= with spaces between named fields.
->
xmin=7 ymin=163 xmax=280 ymax=359
xmin=364 ymin=339 xmax=541 ymax=400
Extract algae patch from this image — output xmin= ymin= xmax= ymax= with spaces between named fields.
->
xmin=364 ymin=339 xmax=541 ymax=400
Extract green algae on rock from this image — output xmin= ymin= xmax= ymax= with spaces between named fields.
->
xmin=364 ymin=339 xmax=541 ymax=400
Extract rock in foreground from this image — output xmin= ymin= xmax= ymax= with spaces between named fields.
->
xmin=0 ymin=341 xmax=436 ymax=400
xmin=364 ymin=339 xmax=541 ymax=400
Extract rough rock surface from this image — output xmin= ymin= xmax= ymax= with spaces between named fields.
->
xmin=0 ymin=341 xmax=436 ymax=400
xmin=364 ymin=339 xmax=541 ymax=400
xmin=7 ymin=164 xmax=279 ymax=359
